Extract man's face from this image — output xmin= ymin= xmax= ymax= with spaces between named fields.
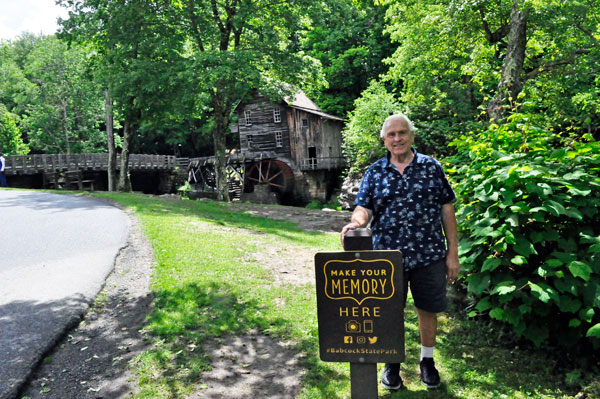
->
xmin=383 ymin=118 xmax=414 ymax=158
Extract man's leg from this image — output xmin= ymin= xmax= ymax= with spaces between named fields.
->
xmin=380 ymin=270 xmax=411 ymax=391
xmin=416 ymin=307 xmax=441 ymax=388
xmin=416 ymin=307 xmax=437 ymax=347
xmin=411 ymin=260 xmax=447 ymax=388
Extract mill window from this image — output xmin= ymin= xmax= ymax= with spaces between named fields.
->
xmin=244 ymin=110 xmax=252 ymax=126
xmin=275 ymin=131 xmax=283 ymax=147
xmin=247 ymin=134 xmax=254 ymax=148
xmin=273 ymin=108 xmax=281 ymax=123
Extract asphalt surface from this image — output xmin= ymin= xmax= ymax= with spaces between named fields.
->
xmin=0 ymin=190 xmax=129 ymax=399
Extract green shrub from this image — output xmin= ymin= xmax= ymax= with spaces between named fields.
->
xmin=341 ymin=81 xmax=400 ymax=174
xmin=0 ymin=104 xmax=29 ymax=155
xmin=450 ymin=114 xmax=600 ymax=353
xmin=178 ymin=181 xmax=192 ymax=198
xmin=322 ymin=200 xmax=341 ymax=211
xmin=305 ymin=200 xmax=323 ymax=210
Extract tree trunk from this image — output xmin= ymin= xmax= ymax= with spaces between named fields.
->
xmin=118 ymin=122 xmax=133 ymax=192
xmin=212 ymin=92 xmax=231 ymax=202
xmin=488 ymin=0 xmax=528 ymax=120
xmin=105 ymin=89 xmax=117 ymax=191
xmin=62 ymin=103 xmax=71 ymax=154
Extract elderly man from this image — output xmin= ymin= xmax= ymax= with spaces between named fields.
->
xmin=340 ymin=114 xmax=460 ymax=390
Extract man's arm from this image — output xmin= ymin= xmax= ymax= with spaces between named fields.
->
xmin=441 ymin=202 xmax=460 ymax=283
xmin=340 ymin=205 xmax=373 ymax=246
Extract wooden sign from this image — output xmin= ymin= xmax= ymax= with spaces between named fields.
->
xmin=314 ymin=250 xmax=404 ymax=363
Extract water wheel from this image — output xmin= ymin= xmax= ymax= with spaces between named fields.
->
xmin=188 ymin=160 xmax=242 ymax=199
xmin=244 ymin=159 xmax=295 ymax=196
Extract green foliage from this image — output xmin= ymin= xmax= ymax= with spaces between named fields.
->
xmin=341 ymin=80 xmax=400 ymax=174
xmin=305 ymin=199 xmax=341 ymax=210
xmin=305 ymin=200 xmax=323 ymax=210
xmin=0 ymin=104 xmax=29 ymax=155
xmin=177 ymin=181 xmax=192 ymax=196
xmin=374 ymin=0 xmax=600 ymax=156
xmin=0 ymin=34 xmax=106 ymax=154
xmin=0 ymin=42 xmax=36 ymax=114
xmin=451 ymin=114 xmax=600 ymax=352
xmin=300 ymin=0 xmax=395 ymax=117
xmin=22 ymin=36 xmax=105 ymax=153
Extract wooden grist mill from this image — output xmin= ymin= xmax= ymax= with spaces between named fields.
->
xmin=187 ymin=90 xmax=346 ymax=205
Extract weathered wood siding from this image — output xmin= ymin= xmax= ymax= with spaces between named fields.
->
xmin=237 ymin=99 xmax=291 ymax=157
xmin=287 ymin=108 xmax=344 ymax=167
xmin=321 ymin=118 xmax=344 ymax=159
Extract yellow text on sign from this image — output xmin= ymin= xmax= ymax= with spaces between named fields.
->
xmin=323 ymin=258 xmax=395 ymax=305
xmin=339 ymin=306 xmax=381 ymax=317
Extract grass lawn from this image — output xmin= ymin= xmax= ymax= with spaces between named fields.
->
xmin=93 ymin=192 xmax=595 ymax=399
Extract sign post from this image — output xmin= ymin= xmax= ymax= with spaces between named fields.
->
xmin=314 ymin=228 xmax=404 ymax=398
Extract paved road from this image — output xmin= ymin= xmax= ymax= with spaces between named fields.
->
xmin=0 ymin=190 xmax=129 ymax=399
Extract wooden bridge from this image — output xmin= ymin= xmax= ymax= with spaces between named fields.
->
xmin=2 ymin=153 xmax=177 ymax=175
xmin=2 ymin=153 xmax=184 ymax=193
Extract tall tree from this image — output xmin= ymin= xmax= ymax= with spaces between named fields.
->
xmin=59 ymin=0 xmax=185 ymax=190
xmin=21 ymin=36 xmax=104 ymax=153
xmin=487 ymin=0 xmax=528 ymax=120
xmin=105 ymin=89 xmax=117 ymax=191
xmin=174 ymin=0 xmax=323 ymax=201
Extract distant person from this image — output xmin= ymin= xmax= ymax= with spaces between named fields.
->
xmin=340 ymin=114 xmax=460 ymax=390
xmin=0 ymin=153 xmax=7 ymax=187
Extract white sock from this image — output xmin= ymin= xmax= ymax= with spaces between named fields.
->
xmin=421 ymin=345 xmax=434 ymax=360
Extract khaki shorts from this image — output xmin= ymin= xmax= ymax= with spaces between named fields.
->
xmin=402 ymin=258 xmax=448 ymax=313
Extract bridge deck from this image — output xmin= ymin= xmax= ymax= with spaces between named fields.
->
xmin=3 ymin=153 xmax=177 ymax=175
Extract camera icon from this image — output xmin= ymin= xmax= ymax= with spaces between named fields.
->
xmin=345 ymin=320 xmax=361 ymax=333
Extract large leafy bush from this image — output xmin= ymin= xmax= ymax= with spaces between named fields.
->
xmin=450 ymin=115 xmax=600 ymax=351
xmin=341 ymin=81 xmax=400 ymax=174
xmin=0 ymin=104 xmax=29 ymax=155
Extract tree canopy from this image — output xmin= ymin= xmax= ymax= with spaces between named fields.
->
xmin=0 ymin=0 xmax=598 ymax=372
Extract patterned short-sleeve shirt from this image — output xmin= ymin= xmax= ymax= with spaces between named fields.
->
xmin=354 ymin=149 xmax=456 ymax=271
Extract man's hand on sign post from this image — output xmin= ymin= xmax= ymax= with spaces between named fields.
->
xmin=341 ymin=206 xmax=373 ymax=246
xmin=340 ymin=222 xmax=359 ymax=246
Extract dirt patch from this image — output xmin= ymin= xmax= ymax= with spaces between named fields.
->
xmin=190 ymin=330 xmax=303 ymax=399
xmin=244 ymin=240 xmax=316 ymax=287
xmin=236 ymin=203 xmax=351 ymax=287
xmin=231 ymin=202 xmax=351 ymax=233
xmin=17 ymin=201 xmax=350 ymax=399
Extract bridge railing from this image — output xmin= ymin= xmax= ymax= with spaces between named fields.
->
xmin=3 ymin=153 xmax=177 ymax=175
xmin=299 ymin=157 xmax=346 ymax=171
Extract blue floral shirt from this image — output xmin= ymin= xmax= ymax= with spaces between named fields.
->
xmin=354 ymin=150 xmax=456 ymax=271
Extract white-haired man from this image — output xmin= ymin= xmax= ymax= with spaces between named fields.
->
xmin=341 ymin=114 xmax=460 ymax=389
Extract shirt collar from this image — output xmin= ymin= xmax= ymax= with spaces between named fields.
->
xmin=384 ymin=148 xmax=423 ymax=170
